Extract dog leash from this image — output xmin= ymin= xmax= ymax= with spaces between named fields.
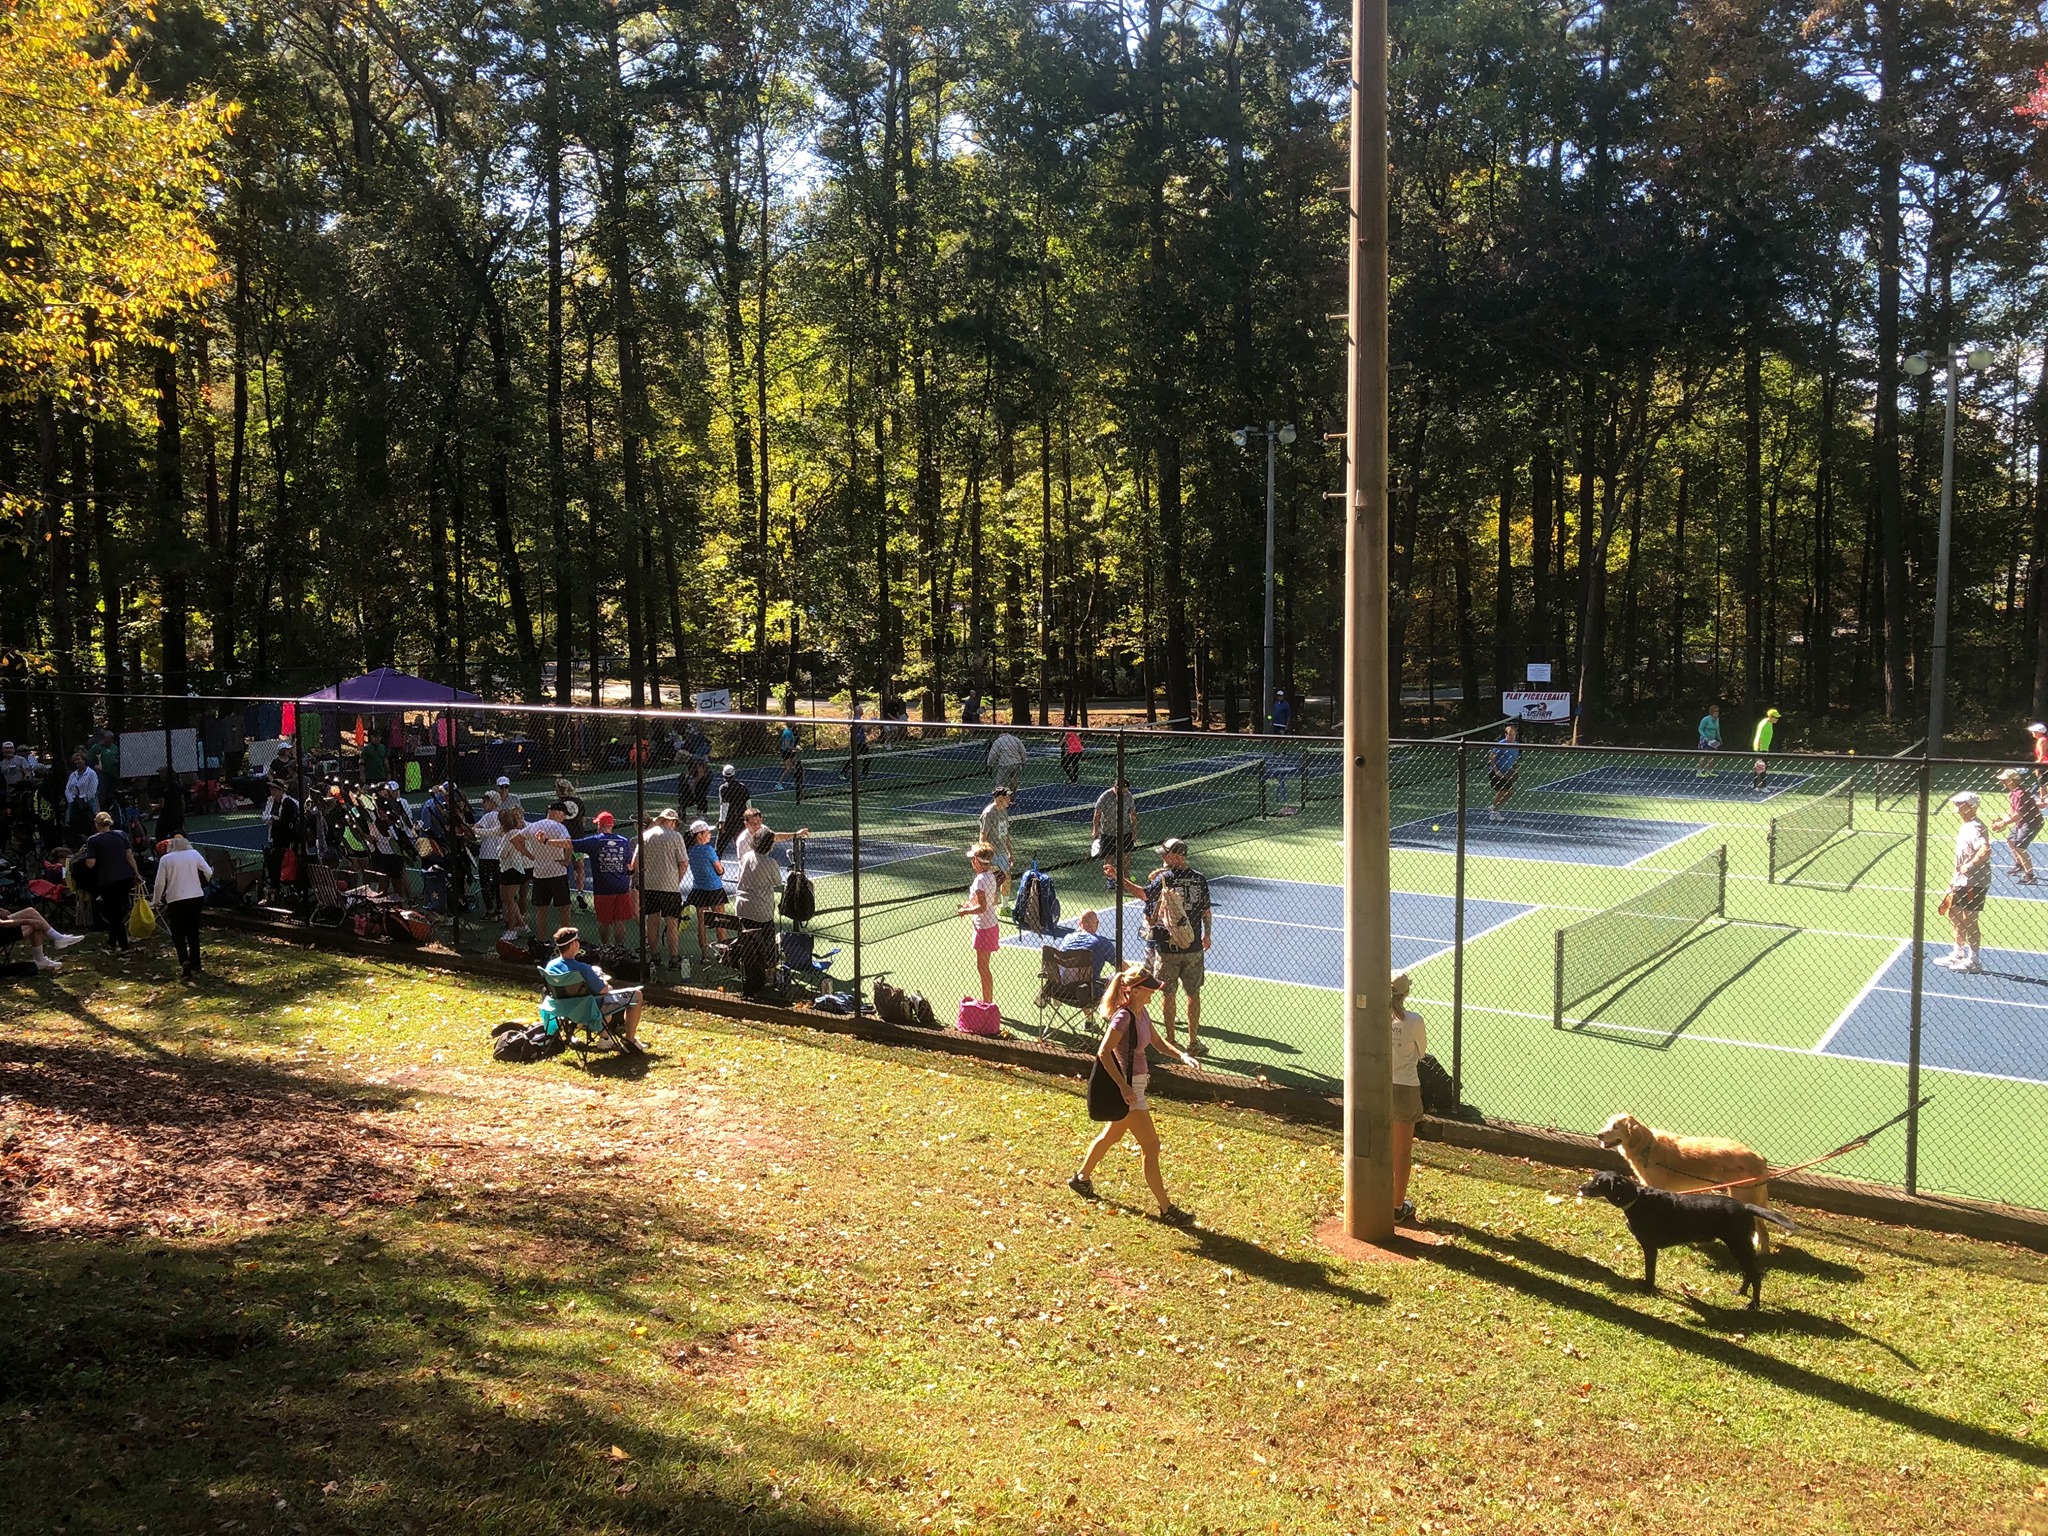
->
xmin=1648 ymin=1098 xmax=1933 ymax=1197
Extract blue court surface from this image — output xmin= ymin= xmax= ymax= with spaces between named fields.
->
xmin=1819 ymin=942 xmax=2048 ymax=1084
xmin=1004 ymin=874 xmax=1534 ymax=991
xmin=1390 ymin=809 xmax=1707 ymax=867
xmin=1538 ymin=765 xmax=1813 ymax=802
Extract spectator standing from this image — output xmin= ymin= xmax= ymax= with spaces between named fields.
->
xmin=496 ymin=804 xmax=532 ymax=936
xmin=518 ymin=801 xmax=577 ymax=939
xmin=716 ymin=763 xmax=750 ymax=856
xmin=1060 ymin=727 xmax=1085 ymax=784
xmin=63 ymin=749 xmax=99 ymax=840
xmin=1270 ymin=689 xmax=1292 ymax=735
xmin=957 ymin=842 xmax=1002 ymax=1005
xmin=1938 ymin=790 xmax=1992 ymax=971
xmin=1696 ymin=702 xmax=1723 ymax=776
xmin=1091 ymin=775 xmax=1137 ymax=865
xmin=151 ymin=834 xmax=214 ymax=981
xmin=0 ymin=741 xmax=35 ymax=797
xmin=978 ymin=785 xmax=1015 ymax=889
xmin=80 ymin=811 xmax=140 ymax=955
xmin=494 ymin=774 xmax=522 ymax=814
xmin=262 ymin=779 xmax=302 ymax=896
xmin=987 ymin=730 xmax=1027 ymax=794
xmin=960 ymin=692 xmax=983 ymax=725
xmin=554 ymin=778 xmax=589 ymax=838
xmin=1991 ymin=768 xmax=2040 ymax=885
xmin=632 ymin=808 xmax=689 ymax=970
xmin=1389 ymin=970 xmax=1427 ymax=1223
xmin=1751 ymin=708 xmax=1780 ymax=790
xmin=474 ymin=793 xmax=504 ymax=917
xmin=730 ymin=825 xmax=787 ymax=992
xmin=1487 ymin=724 xmax=1521 ymax=822
xmin=152 ymin=765 xmax=186 ymax=841
xmin=682 ymin=817 xmax=727 ymax=965
xmin=572 ymin=810 xmax=636 ymax=948
xmin=360 ymin=733 xmax=387 ymax=788
xmin=1106 ymin=837 xmax=1213 ymax=1056
xmin=1067 ymin=963 xmax=1198 ymax=1222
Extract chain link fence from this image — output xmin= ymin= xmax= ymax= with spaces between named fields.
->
xmin=4 ymin=689 xmax=2042 ymax=1217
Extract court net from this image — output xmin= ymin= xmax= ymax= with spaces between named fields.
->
xmin=811 ymin=759 xmax=1268 ymax=943
xmin=799 ymin=735 xmax=1001 ymax=800
xmin=1552 ymin=846 xmax=1727 ymax=1027
xmin=1768 ymin=778 xmax=1854 ymax=882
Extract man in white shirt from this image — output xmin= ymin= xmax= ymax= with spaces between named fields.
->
xmin=518 ymin=800 xmax=577 ymax=939
xmin=63 ymin=750 xmax=99 ymax=839
xmin=986 ymin=731 xmax=1027 ymax=794
xmin=1940 ymin=790 xmax=1992 ymax=972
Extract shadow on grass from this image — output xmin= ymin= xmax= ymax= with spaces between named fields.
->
xmin=0 ymin=1186 xmax=894 ymax=1534
xmin=1427 ymin=1220 xmax=2042 ymax=1469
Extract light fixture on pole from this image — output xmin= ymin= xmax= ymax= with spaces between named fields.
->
xmin=1902 ymin=346 xmax=1993 ymax=758
xmin=1232 ymin=421 xmax=1298 ymax=733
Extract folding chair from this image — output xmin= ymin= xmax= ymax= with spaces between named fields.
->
xmin=535 ymin=965 xmax=633 ymax=1069
xmin=1036 ymin=944 xmax=1106 ymax=1042
xmin=308 ymin=862 xmax=348 ymax=924
xmin=778 ymin=928 xmax=843 ymax=998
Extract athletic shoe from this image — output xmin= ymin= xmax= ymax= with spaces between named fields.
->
xmin=49 ymin=931 xmax=83 ymax=951
xmin=1186 ymin=1040 xmax=1210 ymax=1059
xmin=1932 ymin=954 xmax=1961 ymax=969
xmin=33 ymin=955 xmax=60 ymax=972
xmin=1067 ymin=1175 xmax=1099 ymax=1202
xmin=1395 ymin=1199 xmax=1417 ymax=1224
xmin=1954 ymin=959 xmax=1984 ymax=974
xmin=1158 ymin=1205 xmax=1196 ymax=1228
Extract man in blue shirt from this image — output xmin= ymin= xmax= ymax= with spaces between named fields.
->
xmin=1270 ymin=689 xmax=1292 ymax=735
xmin=571 ymin=810 xmax=637 ymax=948
xmin=542 ymin=927 xmax=644 ymax=1051
xmin=1053 ymin=908 xmax=1119 ymax=984
xmin=1696 ymin=702 xmax=1723 ymax=777
xmin=1488 ymin=723 xmax=1521 ymax=822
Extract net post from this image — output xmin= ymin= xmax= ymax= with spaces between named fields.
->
xmin=1766 ymin=819 xmax=1777 ymax=885
xmin=1552 ymin=928 xmax=1565 ymax=1030
xmin=850 ymin=711 xmax=863 ymax=1016
xmin=1452 ymin=738 xmax=1467 ymax=1106
xmin=1716 ymin=843 xmax=1727 ymax=916
xmin=447 ymin=686 xmax=461 ymax=955
xmin=634 ymin=709 xmax=648 ymax=983
xmin=1114 ymin=728 xmax=1127 ymax=973
xmin=1906 ymin=756 xmax=1930 ymax=1195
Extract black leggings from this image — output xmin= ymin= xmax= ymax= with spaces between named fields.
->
xmin=94 ymin=880 xmax=134 ymax=951
xmin=165 ymin=897 xmax=204 ymax=971
xmin=1061 ymin=750 xmax=1083 ymax=783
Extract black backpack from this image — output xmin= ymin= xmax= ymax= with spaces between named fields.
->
xmin=491 ymin=1020 xmax=564 ymax=1063
xmin=1416 ymin=1052 xmax=1480 ymax=1121
xmin=781 ymin=838 xmax=816 ymax=924
xmin=873 ymin=979 xmax=939 ymax=1030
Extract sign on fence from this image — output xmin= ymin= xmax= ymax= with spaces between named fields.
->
xmin=691 ymin=688 xmax=733 ymax=714
xmin=1502 ymin=690 xmax=1573 ymax=721
xmin=1525 ymin=662 xmax=1553 ymax=683
xmin=117 ymin=728 xmax=200 ymax=778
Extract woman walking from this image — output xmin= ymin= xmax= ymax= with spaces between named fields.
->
xmin=152 ymin=834 xmax=213 ymax=981
xmin=957 ymin=841 xmax=1002 ymax=1005
xmin=80 ymin=810 xmax=140 ymax=956
xmin=1068 ymin=963 xmax=1199 ymax=1224
xmin=1389 ymin=970 xmax=1427 ymax=1223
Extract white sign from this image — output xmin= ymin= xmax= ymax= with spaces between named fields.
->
xmin=1503 ymin=691 xmax=1573 ymax=722
xmin=691 ymin=688 xmax=733 ymax=714
xmin=117 ymin=728 xmax=200 ymax=779
xmin=1526 ymin=662 xmax=1552 ymax=684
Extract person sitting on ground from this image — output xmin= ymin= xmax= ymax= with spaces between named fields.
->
xmin=1053 ymin=907 xmax=1119 ymax=986
xmin=0 ymin=905 xmax=84 ymax=973
xmin=543 ymin=926 xmax=645 ymax=1053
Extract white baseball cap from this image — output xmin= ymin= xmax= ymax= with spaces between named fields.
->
xmin=2029 ymin=723 xmax=2046 ymax=736
xmin=496 ymin=774 xmax=512 ymax=785
xmin=1950 ymin=790 xmax=1980 ymax=806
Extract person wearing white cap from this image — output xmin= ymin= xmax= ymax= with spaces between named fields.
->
xmin=494 ymin=774 xmax=523 ymax=814
xmin=1990 ymin=768 xmax=2040 ymax=885
xmin=631 ymin=808 xmax=688 ymax=971
xmin=715 ymin=762 xmax=750 ymax=858
xmin=1939 ymin=790 xmax=1991 ymax=972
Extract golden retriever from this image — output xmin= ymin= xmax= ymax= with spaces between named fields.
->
xmin=1596 ymin=1112 xmax=1776 ymax=1251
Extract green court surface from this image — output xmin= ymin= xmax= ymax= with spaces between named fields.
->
xmin=184 ymin=733 xmax=2048 ymax=1216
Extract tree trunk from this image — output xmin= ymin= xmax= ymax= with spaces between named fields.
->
xmin=154 ymin=329 xmax=190 ymax=715
xmin=1529 ymin=439 xmax=1551 ymax=669
xmin=1450 ymin=516 xmax=1482 ymax=718
xmin=1742 ymin=327 xmax=1765 ymax=710
xmin=1492 ymin=458 xmax=1516 ymax=703
xmin=545 ymin=20 xmax=571 ymax=708
xmin=604 ymin=13 xmax=647 ymax=707
xmin=1874 ymin=0 xmax=1909 ymax=718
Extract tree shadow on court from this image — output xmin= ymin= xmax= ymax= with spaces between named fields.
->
xmin=1422 ymin=1220 xmax=2044 ymax=1467
xmin=1777 ymin=831 xmax=1908 ymax=892
xmin=1568 ymin=921 xmax=1800 ymax=1049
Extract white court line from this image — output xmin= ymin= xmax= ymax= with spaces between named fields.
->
xmin=1872 ymin=982 xmax=2048 ymax=1015
xmin=1813 ymin=939 xmax=1909 ymax=1053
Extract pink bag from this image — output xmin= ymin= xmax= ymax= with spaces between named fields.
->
xmin=955 ymin=998 xmax=1003 ymax=1037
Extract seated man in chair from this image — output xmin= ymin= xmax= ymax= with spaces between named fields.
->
xmin=543 ymin=926 xmax=646 ymax=1054
xmin=1052 ymin=908 xmax=1118 ymax=986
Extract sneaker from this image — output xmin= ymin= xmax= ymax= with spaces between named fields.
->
xmin=33 ymin=954 xmax=60 ymax=972
xmin=49 ymin=931 xmax=83 ymax=951
xmin=1954 ymin=956 xmax=1984 ymax=974
xmin=1158 ymin=1205 xmax=1196 ymax=1228
xmin=1186 ymin=1040 xmax=1210 ymax=1059
xmin=1395 ymin=1199 xmax=1417 ymax=1225
xmin=1067 ymin=1175 xmax=1099 ymax=1202
xmin=619 ymin=1036 xmax=646 ymax=1056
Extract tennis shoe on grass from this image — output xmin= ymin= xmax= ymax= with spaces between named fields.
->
xmin=1067 ymin=1176 xmax=1099 ymax=1202
xmin=49 ymin=931 xmax=84 ymax=951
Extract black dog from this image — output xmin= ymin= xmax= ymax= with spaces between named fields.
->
xmin=1578 ymin=1170 xmax=1796 ymax=1311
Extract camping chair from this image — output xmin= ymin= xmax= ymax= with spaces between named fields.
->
xmin=1036 ymin=944 xmax=1106 ymax=1043
xmin=778 ymin=928 xmax=843 ymax=999
xmin=535 ymin=964 xmax=633 ymax=1069
xmin=308 ymin=862 xmax=348 ymax=924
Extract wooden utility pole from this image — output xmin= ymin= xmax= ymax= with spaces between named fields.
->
xmin=1343 ymin=0 xmax=1395 ymax=1242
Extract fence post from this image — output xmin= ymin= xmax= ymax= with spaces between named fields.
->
xmin=1906 ymin=755 xmax=1931 ymax=1196
xmin=1452 ymin=739 xmax=1467 ymax=1108
xmin=634 ymin=710 xmax=648 ymax=981
xmin=850 ymin=712 xmax=863 ymax=1015
xmin=1114 ymin=728 xmax=1127 ymax=972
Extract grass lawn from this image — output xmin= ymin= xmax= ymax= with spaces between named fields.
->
xmin=5 ymin=933 xmax=2045 ymax=1535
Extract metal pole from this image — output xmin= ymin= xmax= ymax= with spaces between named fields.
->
xmin=635 ymin=710 xmax=648 ymax=982
xmin=1114 ymin=728 xmax=1127 ymax=971
xmin=1906 ymin=756 xmax=1930 ymax=1194
xmin=1262 ymin=422 xmax=1277 ymax=735
xmin=1927 ymin=359 xmax=1959 ymax=758
xmin=1342 ymin=0 xmax=1395 ymax=1243
xmin=850 ymin=711 xmax=863 ymax=1015
xmin=1451 ymin=738 xmax=1466 ymax=1110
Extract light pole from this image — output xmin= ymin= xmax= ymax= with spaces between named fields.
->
xmin=1232 ymin=421 xmax=1298 ymax=732
xmin=1904 ymin=345 xmax=1992 ymax=757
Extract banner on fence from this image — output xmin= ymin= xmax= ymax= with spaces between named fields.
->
xmin=1502 ymin=690 xmax=1573 ymax=721
xmin=691 ymin=688 xmax=733 ymax=714
xmin=117 ymin=728 xmax=200 ymax=777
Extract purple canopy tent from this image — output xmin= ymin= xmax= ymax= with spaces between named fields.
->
xmin=298 ymin=669 xmax=482 ymax=711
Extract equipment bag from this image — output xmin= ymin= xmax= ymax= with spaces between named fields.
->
xmin=127 ymin=895 xmax=157 ymax=942
xmin=954 ymin=998 xmax=1002 ymax=1037
xmin=875 ymin=979 xmax=940 ymax=1030
xmin=491 ymin=1020 xmax=565 ymax=1063
xmin=1011 ymin=862 xmax=1060 ymax=935
xmin=781 ymin=836 xmax=816 ymax=924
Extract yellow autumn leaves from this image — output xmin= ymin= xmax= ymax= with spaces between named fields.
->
xmin=0 ymin=0 xmax=230 ymax=399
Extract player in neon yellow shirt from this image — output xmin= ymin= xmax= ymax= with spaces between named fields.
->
xmin=1752 ymin=708 xmax=1780 ymax=790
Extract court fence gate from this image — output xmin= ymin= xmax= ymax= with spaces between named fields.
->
xmin=7 ymin=689 xmax=2043 ymax=1218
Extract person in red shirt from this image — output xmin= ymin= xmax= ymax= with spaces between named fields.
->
xmin=2030 ymin=723 xmax=2048 ymax=803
